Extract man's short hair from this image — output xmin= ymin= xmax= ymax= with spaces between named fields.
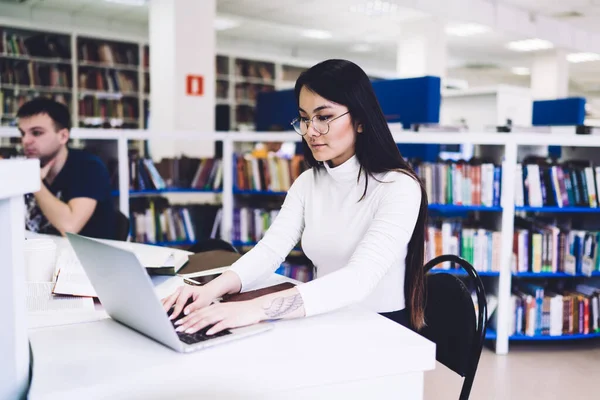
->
xmin=17 ymin=97 xmax=72 ymax=132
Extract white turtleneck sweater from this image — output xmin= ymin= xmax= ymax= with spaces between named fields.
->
xmin=228 ymin=154 xmax=422 ymax=317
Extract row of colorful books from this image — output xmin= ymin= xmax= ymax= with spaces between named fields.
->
xmin=510 ymin=282 xmax=600 ymax=337
xmin=235 ymin=153 xmax=306 ymax=192
xmin=2 ymin=92 xmax=70 ymax=117
xmin=79 ymin=97 xmax=137 ymax=120
xmin=425 ymin=220 xmax=501 ymax=273
xmin=413 ymin=160 xmax=501 ymax=207
xmin=130 ymin=198 xmax=221 ymax=245
xmin=1 ymin=60 xmax=71 ymax=88
xmin=1 ymin=29 xmax=71 ymax=59
xmin=129 ymin=155 xmax=223 ymax=192
xmin=515 ymin=160 xmax=600 ymax=208
xmin=232 ymin=207 xmax=279 ymax=243
xmin=78 ymin=69 xmax=137 ymax=93
xmin=512 ymin=218 xmax=600 ymax=275
xmin=275 ymin=263 xmax=313 ymax=283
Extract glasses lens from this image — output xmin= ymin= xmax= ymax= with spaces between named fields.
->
xmin=313 ymin=117 xmax=328 ymax=135
xmin=291 ymin=119 xmax=304 ymax=135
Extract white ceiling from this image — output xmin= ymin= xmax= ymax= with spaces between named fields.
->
xmin=500 ymin=0 xmax=600 ymax=32
xmin=2 ymin=0 xmax=600 ymax=98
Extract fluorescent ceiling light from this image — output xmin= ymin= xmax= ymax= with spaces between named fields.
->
xmin=511 ymin=67 xmax=530 ymax=76
xmin=506 ymin=38 xmax=554 ymax=52
xmin=214 ymin=17 xmax=240 ymax=31
xmin=302 ymin=29 xmax=332 ymax=40
xmin=445 ymin=23 xmax=490 ymax=37
xmin=103 ymin=0 xmax=147 ymax=6
xmin=567 ymin=52 xmax=600 ymax=63
xmin=350 ymin=44 xmax=372 ymax=52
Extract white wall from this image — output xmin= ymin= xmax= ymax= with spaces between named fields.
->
xmin=441 ymin=86 xmax=532 ymax=131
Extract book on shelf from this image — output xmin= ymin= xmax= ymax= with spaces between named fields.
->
xmin=235 ymin=152 xmax=306 ymax=192
xmin=144 ymin=156 xmax=223 ymax=191
xmin=509 ymin=281 xmax=600 ymax=337
xmin=235 ymin=58 xmax=275 ymax=81
xmin=130 ymin=197 xmax=221 ymax=246
xmin=425 ymin=219 xmax=501 ymax=273
xmin=78 ymin=69 xmax=138 ymax=93
xmin=78 ymin=38 xmax=138 ymax=67
xmin=233 ymin=207 xmax=281 ymax=243
xmin=1 ymin=92 xmax=70 ymax=121
xmin=79 ymin=97 xmax=138 ymax=122
xmin=235 ymin=82 xmax=274 ymax=102
xmin=515 ymin=158 xmax=600 ymax=208
xmin=0 ymin=28 xmax=71 ymax=59
xmin=512 ymin=217 xmax=600 ymax=276
xmin=275 ymin=263 xmax=313 ymax=283
xmin=412 ymin=159 xmax=501 ymax=207
xmin=0 ymin=59 xmax=71 ymax=88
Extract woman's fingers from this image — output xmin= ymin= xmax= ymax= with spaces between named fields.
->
xmin=161 ymin=286 xmax=182 ymax=311
xmin=169 ymin=289 xmax=193 ymax=320
xmin=183 ymin=295 xmax=209 ymax=316
xmin=206 ymin=320 xmax=230 ymax=336
xmin=176 ymin=307 xmax=221 ymax=333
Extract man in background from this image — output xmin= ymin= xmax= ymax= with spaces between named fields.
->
xmin=18 ymin=97 xmax=116 ymax=240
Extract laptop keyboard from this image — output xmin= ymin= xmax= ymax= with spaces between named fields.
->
xmin=167 ymin=298 xmax=231 ymax=345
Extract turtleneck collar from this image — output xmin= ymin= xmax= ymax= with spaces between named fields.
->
xmin=323 ymin=154 xmax=361 ymax=183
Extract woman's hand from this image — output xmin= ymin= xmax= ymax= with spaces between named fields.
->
xmin=174 ymin=300 xmax=264 ymax=335
xmin=161 ymin=285 xmax=216 ymax=320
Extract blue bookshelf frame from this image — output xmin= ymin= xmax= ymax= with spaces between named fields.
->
xmin=485 ymin=329 xmax=497 ymax=340
xmin=428 ymin=269 xmax=500 ymax=277
xmin=428 ymin=204 xmax=502 ymax=212
xmin=142 ymin=240 xmax=197 ymax=247
xmin=510 ymin=332 xmax=600 ymax=341
xmin=113 ymin=188 xmax=222 ymax=196
xmin=513 ymin=271 xmax=600 ymax=278
xmin=230 ymin=197 xmax=503 ymax=211
xmin=233 ymin=240 xmax=302 ymax=251
xmin=233 ymin=189 xmax=288 ymax=196
xmin=516 ymin=206 xmax=600 ymax=213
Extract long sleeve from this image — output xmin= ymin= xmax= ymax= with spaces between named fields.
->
xmin=297 ymin=172 xmax=422 ymax=317
xmin=228 ymin=170 xmax=310 ymax=290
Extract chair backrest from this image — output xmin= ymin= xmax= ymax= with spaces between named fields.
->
xmin=187 ymin=238 xmax=239 ymax=254
xmin=115 ymin=211 xmax=130 ymax=241
xmin=420 ymin=255 xmax=488 ymax=400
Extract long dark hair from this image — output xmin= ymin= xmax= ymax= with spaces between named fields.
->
xmin=294 ymin=59 xmax=429 ymax=330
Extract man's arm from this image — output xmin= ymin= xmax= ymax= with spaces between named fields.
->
xmin=33 ymin=184 xmax=97 ymax=235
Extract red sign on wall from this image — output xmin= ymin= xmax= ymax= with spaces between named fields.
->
xmin=186 ymin=75 xmax=204 ymax=96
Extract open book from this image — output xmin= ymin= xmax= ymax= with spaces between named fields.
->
xmin=52 ymin=241 xmax=190 ymax=298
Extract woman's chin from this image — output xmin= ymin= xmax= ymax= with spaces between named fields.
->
xmin=311 ymin=151 xmax=330 ymax=163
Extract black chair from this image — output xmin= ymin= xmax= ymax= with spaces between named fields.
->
xmin=420 ymin=255 xmax=488 ymax=400
xmin=187 ymin=238 xmax=239 ymax=254
xmin=115 ymin=211 xmax=130 ymax=241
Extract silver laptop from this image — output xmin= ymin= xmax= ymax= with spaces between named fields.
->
xmin=66 ymin=233 xmax=272 ymax=353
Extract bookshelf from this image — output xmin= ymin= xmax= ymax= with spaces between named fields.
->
xmin=4 ymin=116 xmax=600 ymax=354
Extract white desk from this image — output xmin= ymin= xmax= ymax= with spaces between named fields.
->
xmin=27 ymin=239 xmax=436 ymax=400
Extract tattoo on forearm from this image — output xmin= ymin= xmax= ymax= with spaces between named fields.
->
xmin=263 ymin=294 xmax=304 ymax=318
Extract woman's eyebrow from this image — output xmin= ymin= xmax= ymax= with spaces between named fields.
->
xmin=298 ymin=105 xmax=333 ymax=113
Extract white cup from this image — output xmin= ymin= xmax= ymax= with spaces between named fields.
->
xmin=24 ymin=239 xmax=57 ymax=282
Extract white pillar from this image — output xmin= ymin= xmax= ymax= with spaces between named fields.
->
xmin=148 ymin=0 xmax=216 ymax=161
xmin=530 ymin=49 xmax=569 ymax=100
xmin=0 ymin=160 xmax=40 ymax=400
xmin=396 ymin=18 xmax=447 ymax=78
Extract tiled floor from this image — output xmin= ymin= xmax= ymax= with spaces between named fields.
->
xmin=424 ymin=340 xmax=600 ymax=400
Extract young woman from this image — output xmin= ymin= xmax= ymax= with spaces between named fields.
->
xmin=162 ymin=59 xmax=428 ymax=335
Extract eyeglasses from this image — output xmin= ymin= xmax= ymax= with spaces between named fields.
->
xmin=290 ymin=111 xmax=350 ymax=136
